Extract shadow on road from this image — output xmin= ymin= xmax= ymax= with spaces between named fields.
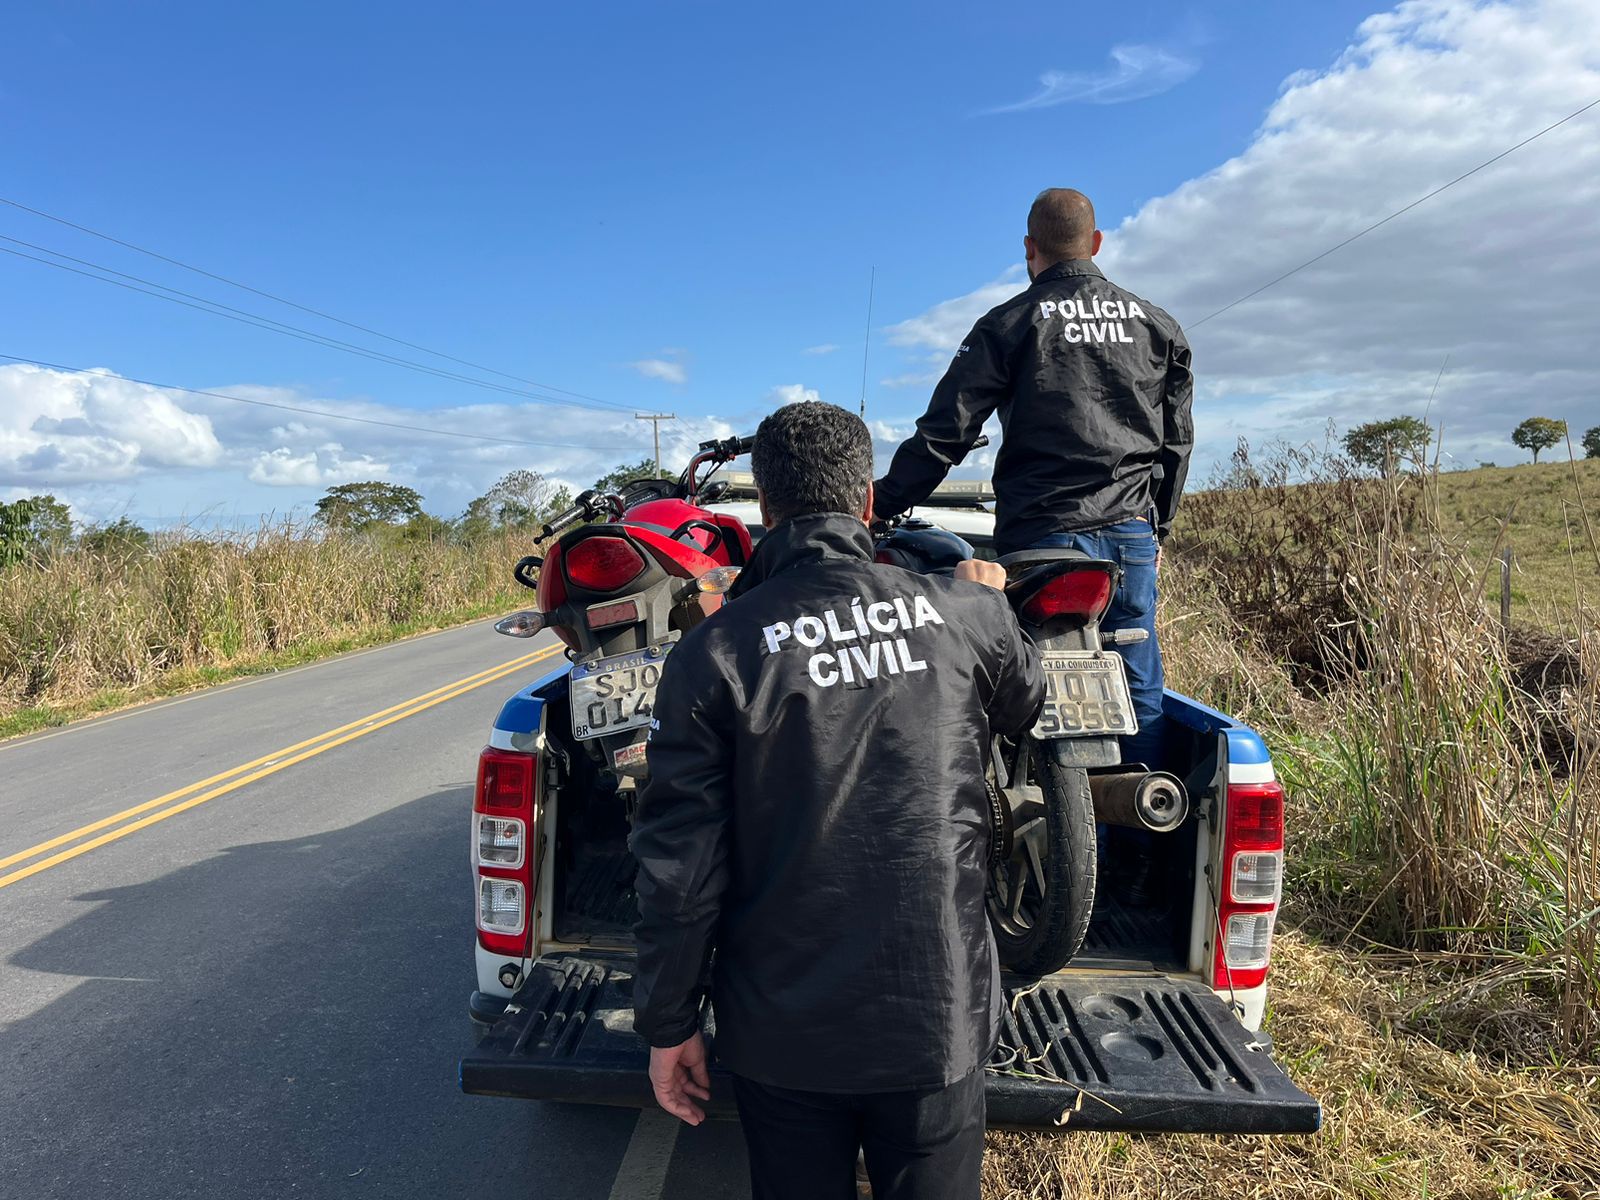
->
xmin=2 ymin=786 xmax=640 ymax=1200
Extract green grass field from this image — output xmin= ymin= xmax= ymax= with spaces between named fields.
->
xmin=1432 ymin=456 xmax=1600 ymax=621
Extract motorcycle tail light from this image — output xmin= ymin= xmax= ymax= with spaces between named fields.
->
xmin=1020 ymin=569 xmax=1113 ymax=623
xmin=565 ymin=538 xmax=646 ymax=592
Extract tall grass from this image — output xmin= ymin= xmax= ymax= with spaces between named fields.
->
xmin=0 ymin=522 xmax=526 ymax=717
xmin=1167 ymin=444 xmax=1600 ymax=1053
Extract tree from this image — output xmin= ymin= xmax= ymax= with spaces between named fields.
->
xmin=79 ymin=517 xmax=152 ymax=558
xmin=394 ymin=512 xmax=454 ymax=544
xmin=1583 ymin=426 xmax=1600 ymax=459
xmin=0 ymin=494 xmax=72 ymax=566
xmin=314 ymin=481 xmax=424 ymax=532
xmin=1511 ymin=417 xmax=1567 ymax=464
xmin=592 ymin=457 xmax=670 ymax=496
xmin=460 ymin=469 xmax=571 ymax=539
xmin=1342 ymin=415 xmax=1431 ymax=476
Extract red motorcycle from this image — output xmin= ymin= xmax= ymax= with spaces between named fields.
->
xmin=492 ymin=436 xmax=755 ymax=784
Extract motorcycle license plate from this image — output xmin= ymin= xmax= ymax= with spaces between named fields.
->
xmin=1033 ymin=652 xmax=1137 ymax=738
xmin=570 ymin=646 xmax=673 ymax=741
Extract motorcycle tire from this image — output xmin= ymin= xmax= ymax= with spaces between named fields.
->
xmin=987 ymin=743 xmax=1097 ymax=977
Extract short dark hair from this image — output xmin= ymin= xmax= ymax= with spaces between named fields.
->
xmin=750 ymin=400 xmax=874 ymax=525
xmin=1027 ymin=188 xmax=1096 ymax=262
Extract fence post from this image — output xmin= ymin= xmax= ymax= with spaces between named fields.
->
xmin=1499 ymin=544 xmax=1514 ymax=637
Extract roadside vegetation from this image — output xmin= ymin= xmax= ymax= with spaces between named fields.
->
xmin=0 ymin=522 xmax=525 ymax=740
xmin=0 ymin=460 xmax=674 ymax=739
xmin=988 ymin=441 xmax=1599 ymax=1197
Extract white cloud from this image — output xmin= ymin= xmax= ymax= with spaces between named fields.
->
xmin=766 ymin=384 xmax=822 ymax=407
xmin=802 ymin=343 xmax=841 ymax=356
xmin=629 ymin=358 xmax=688 ymax=385
xmin=882 ymin=267 xmax=1026 ymax=390
xmin=0 ymin=364 xmax=740 ymax=526
xmin=247 ymin=443 xmax=391 ymax=488
xmin=0 ymin=364 xmax=224 ymax=486
xmin=985 ymin=45 xmax=1199 ymax=113
xmin=888 ymin=0 xmax=1600 ymax=469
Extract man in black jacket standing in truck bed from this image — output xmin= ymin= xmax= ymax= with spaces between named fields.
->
xmin=874 ymin=188 xmax=1191 ymax=771
xmin=630 ymin=401 xmax=1045 ymax=1200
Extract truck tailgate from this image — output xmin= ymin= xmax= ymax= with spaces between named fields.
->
xmin=460 ymin=955 xmax=1320 ymax=1135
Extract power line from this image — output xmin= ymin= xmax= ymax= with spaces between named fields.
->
xmin=1189 ymin=95 xmax=1600 ymax=329
xmin=0 ymin=238 xmax=642 ymax=415
xmin=0 ymin=352 xmax=623 ymax=452
xmin=0 ymin=194 xmax=651 ymax=413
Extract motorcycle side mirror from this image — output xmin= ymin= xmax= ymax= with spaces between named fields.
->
xmin=695 ymin=566 xmax=742 ymax=595
xmin=494 ymin=610 xmax=547 ymax=638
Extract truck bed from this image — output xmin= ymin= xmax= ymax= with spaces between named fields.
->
xmin=553 ymin=845 xmax=1189 ymax=972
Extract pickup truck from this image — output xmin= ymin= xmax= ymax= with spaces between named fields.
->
xmin=459 ymin=499 xmax=1320 ymax=1136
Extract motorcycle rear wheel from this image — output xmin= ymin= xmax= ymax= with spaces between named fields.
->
xmin=986 ymin=742 xmax=1097 ymax=977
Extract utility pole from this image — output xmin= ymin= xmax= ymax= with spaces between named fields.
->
xmin=635 ymin=412 xmax=676 ymax=476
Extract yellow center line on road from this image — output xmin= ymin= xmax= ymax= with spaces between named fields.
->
xmin=0 ymin=644 xmax=564 ymax=891
xmin=0 ymin=646 xmax=556 ymax=874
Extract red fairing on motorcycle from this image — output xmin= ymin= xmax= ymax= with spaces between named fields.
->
xmin=496 ymin=437 xmax=755 ymax=779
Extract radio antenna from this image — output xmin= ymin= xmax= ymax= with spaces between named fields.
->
xmin=858 ymin=266 xmax=876 ymax=419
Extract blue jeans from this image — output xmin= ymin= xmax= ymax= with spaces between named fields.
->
xmin=1030 ymin=520 xmax=1165 ymax=769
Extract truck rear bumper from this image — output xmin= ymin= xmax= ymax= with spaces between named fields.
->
xmin=460 ymin=955 xmax=1320 ymax=1135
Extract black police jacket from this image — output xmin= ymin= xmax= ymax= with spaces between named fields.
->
xmin=874 ymin=260 xmax=1193 ymax=553
xmin=630 ymin=513 xmax=1045 ymax=1092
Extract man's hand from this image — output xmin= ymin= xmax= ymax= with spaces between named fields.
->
xmin=648 ymin=1032 xmax=711 ymax=1125
xmin=954 ymin=558 xmax=1007 ymax=591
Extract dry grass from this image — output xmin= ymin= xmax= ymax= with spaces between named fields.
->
xmin=0 ymin=522 xmax=526 ymax=720
xmin=983 ymin=932 xmax=1600 ymax=1199
xmin=1166 ymin=445 xmax=1600 ymax=1053
xmin=980 ymin=451 xmax=1600 ymax=1199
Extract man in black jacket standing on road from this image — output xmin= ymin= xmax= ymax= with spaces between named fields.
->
xmin=631 ymin=401 xmax=1045 ymax=1200
xmin=874 ymin=188 xmax=1192 ymax=770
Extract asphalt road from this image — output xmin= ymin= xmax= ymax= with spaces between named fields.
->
xmin=0 ymin=623 xmax=751 ymax=1199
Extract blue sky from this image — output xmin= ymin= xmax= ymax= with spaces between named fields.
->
xmin=3 ymin=0 xmax=1597 ymax=523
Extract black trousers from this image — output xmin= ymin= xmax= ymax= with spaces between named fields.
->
xmin=732 ymin=1069 xmax=985 ymax=1200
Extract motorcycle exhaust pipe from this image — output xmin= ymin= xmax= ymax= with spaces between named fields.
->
xmin=1089 ymin=770 xmax=1189 ymax=833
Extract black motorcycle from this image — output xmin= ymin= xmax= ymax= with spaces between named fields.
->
xmin=874 ymin=518 xmax=1188 ymax=975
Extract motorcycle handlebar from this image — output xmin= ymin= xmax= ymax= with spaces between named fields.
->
xmin=696 ymin=434 xmax=756 ymax=460
xmin=537 ymin=488 xmax=602 ymax=541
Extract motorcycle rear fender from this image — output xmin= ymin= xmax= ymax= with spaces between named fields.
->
xmin=999 ymin=553 xmax=1120 ymax=628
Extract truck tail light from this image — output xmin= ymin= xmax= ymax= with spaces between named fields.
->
xmin=1211 ymin=780 xmax=1284 ymax=991
xmin=473 ymin=746 xmax=537 ymax=958
xmin=1020 ymin=568 xmax=1114 ymax=623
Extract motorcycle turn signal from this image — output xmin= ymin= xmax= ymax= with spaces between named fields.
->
xmin=695 ymin=566 xmax=742 ymax=595
xmin=494 ymin=611 xmax=547 ymax=638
